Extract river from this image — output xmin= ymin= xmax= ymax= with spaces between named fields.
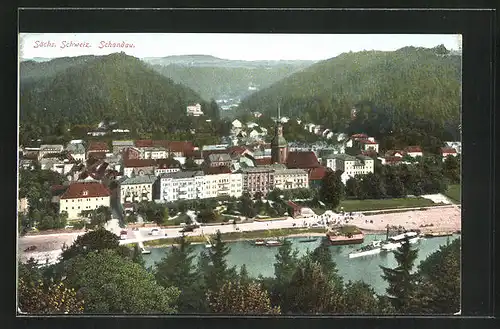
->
xmin=143 ymin=234 xmax=460 ymax=295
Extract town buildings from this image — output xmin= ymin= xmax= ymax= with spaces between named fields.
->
xmin=273 ymin=166 xmax=309 ymax=190
xmin=58 ymin=181 xmax=111 ymax=219
xmin=38 ymin=144 xmax=64 ymax=160
xmin=66 ymin=141 xmax=86 ymax=162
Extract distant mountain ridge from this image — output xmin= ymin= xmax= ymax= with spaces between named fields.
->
xmin=142 ymin=54 xmax=316 ymax=69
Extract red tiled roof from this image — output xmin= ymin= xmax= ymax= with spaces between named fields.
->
xmin=358 ymin=139 xmax=378 ymax=145
xmin=168 ymin=141 xmax=194 ymax=153
xmin=441 ymin=147 xmax=457 ymax=154
xmin=287 ymin=201 xmax=302 ymax=210
xmin=134 ymin=140 xmax=154 ymax=148
xmin=228 ymin=146 xmax=248 ymax=156
xmin=50 ymin=185 xmax=68 ymax=195
xmin=385 ymin=156 xmax=404 ymax=163
xmin=202 ymin=149 xmax=229 ymax=158
xmin=385 ymin=150 xmax=406 ymax=157
xmin=60 ymin=182 xmax=110 ymax=199
xmin=286 ymin=151 xmax=320 ymax=169
xmin=203 ymin=166 xmax=232 ymax=175
xmin=405 ymin=146 xmax=422 ymax=153
xmin=308 ymin=166 xmax=327 ymax=181
xmin=255 ymin=158 xmax=272 ymax=166
xmin=361 ymin=150 xmax=378 ymax=157
xmin=123 ymin=158 xmax=157 ymax=168
xmin=88 ymin=152 xmax=107 ymax=160
xmin=156 ymin=159 xmax=180 ymax=169
xmin=87 ymin=141 xmax=109 ymax=152
xmin=352 ymin=133 xmax=368 ymax=138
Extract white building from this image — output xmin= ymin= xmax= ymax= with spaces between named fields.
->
xmin=119 ymin=175 xmax=158 ymax=205
xmin=38 ymin=144 xmax=64 ymax=160
xmin=231 ymin=119 xmax=242 ymax=129
xmin=444 ymin=141 xmax=462 ymax=154
xmin=141 ymin=147 xmax=169 ymax=160
xmin=186 ymin=103 xmax=203 ymax=116
xmin=159 ymin=171 xmax=204 ymax=203
xmin=66 ymin=142 xmax=86 ymax=162
xmin=324 ymin=154 xmax=374 ymax=184
xmin=273 ymin=168 xmax=309 ymax=190
xmin=58 ymin=182 xmax=111 ymax=219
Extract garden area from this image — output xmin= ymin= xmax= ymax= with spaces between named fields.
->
xmin=338 ymin=197 xmax=436 ymax=212
xmin=444 ymin=184 xmax=461 ymax=204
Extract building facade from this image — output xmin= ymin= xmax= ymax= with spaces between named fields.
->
xmin=159 ymin=171 xmax=204 ymax=203
xmin=273 ymin=168 xmax=309 ymax=190
xmin=324 ymin=154 xmax=374 ymax=183
xmin=240 ymin=167 xmax=275 ymax=196
xmin=119 ymin=175 xmax=158 ymax=205
xmin=59 ymin=182 xmax=111 ymax=219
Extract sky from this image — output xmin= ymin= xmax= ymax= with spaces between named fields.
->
xmin=19 ymin=33 xmax=461 ymax=61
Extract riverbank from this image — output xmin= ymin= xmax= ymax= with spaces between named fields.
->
xmin=143 ymin=227 xmax=327 ymax=247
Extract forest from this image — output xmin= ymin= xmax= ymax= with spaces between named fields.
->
xmin=19 ymin=53 xmax=205 ymax=145
xmin=18 ymin=228 xmax=460 ymax=315
xmin=239 ymin=45 xmax=461 ymax=150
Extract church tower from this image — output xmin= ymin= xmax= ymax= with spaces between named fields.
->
xmin=271 ymin=103 xmax=288 ymax=164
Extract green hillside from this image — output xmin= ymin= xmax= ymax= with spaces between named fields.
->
xmin=239 ymin=45 xmax=461 ymax=149
xmin=150 ymin=62 xmax=313 ymax=100
xmin=19 ymin=53 xmax=205 ymax=143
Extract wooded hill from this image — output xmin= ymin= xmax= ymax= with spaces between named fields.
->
xmin=239 ymin=45 xmax=462 ymax=145
xmin=147 ymin=55 xmax=314 ymax=100
xmin=19 ymin=53 xmax=204 ymax=135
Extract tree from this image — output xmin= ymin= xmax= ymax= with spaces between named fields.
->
xmin=283 ymin=259 xmax=340 ymax=314
xmin=203 ymin=230 xmax=237 ymax=293
xmin=380 ymin=239 xmax=419 ymax=313
xmin=207 ymin=280 xmax=280 ymax=314
xmin=60 ymin=227 xmax=120 ymax=261
xmin=61 ymin=249 xmax=180 ymax=314
xmin=443 ymin=154 xmax=460 ymax=184
xmin=341 ymin=281 xmax=380 ymax=314
xmin=131 ymin=244 xmax=145 ymax=267
xmin=18 ymin=278 xmax=85 ymax=314
xmin=320 ymin=169 xmax=345 ymax=209
xmin=154 ymin=235 xmax=204 ymax=313
xmin=413 ymin=238 xmax=461 ymax=313
xmin=89 ymin=206 xmax=112 ymax=229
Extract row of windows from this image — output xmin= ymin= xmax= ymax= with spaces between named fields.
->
xmin=64 ymin=204 xmax=102 ymax=210
xmin=65 ymin=198 xmax=106 ymax=202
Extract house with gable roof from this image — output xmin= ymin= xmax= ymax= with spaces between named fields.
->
xmin=58 ymin=181 xmax=111 ymax=219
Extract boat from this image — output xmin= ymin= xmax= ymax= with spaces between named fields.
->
xmin=265 ymin=239 xmax=284 ymax=247
xmin=380 ymin=231 xmax=421 ymax=251
xmin=254 ymin=239 xmax=266 ymax=246
xmin=348 ymin=240 xmax=383 ymax=258
xmin=205 ymin=244 xmax=213 ymax=248
xmin=326 ymin=229 xmax=364 ymax=246
xmin=299 ymin=236 xmax=318 ymax=243
xmin=424 ymin=232 xmax=453 ymax=238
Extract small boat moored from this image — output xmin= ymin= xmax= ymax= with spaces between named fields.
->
xmin=299 ymin=236 xmax=318 ymax=243
xmin=254 ymin=239 xmax=266 ymax=246
xmin=265 ymin=239 xmax=284 ymax=247
xmin=424 ymin=232 xmax=453 ymax=238
xmin=349 ymin=240 xmax=382 ymax=258
xmin=381 ymin=231 xmax=421 ymax=252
